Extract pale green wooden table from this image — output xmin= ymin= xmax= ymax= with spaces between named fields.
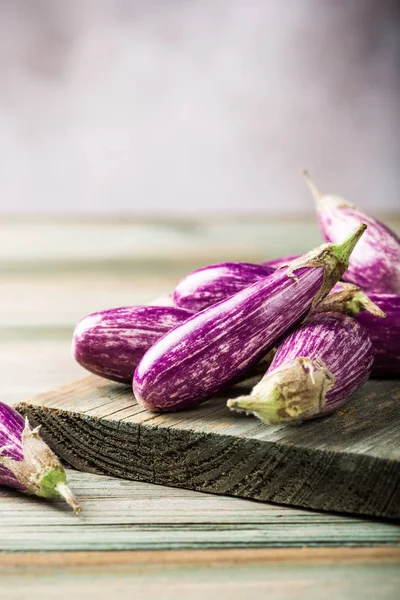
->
xmin=1 ymin=218 xmax=399 ymax=599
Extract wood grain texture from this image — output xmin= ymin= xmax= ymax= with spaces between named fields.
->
xmin=16 ymin=375 xmax=400 ymax=520
xmin=1 ymin=471 xmax=399 ymax=552
xmin=3 ymin=217 xmax=400 ymax=562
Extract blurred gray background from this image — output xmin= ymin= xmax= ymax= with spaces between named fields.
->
xmin=0 ymin=0 xmax=399 ymax=216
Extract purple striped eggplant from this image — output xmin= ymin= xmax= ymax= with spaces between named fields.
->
xmin=174 ymin=258 xmax=384 ymax=320
xmin=304 ymin=170 xmax=400 ymax=293
xmin=227 ymin=312 xmax=374 ymax=424
xmin=72 ymin=305 xmax=191 ymax=384
xmin=133 ymin=224 xmax=366 ymax=411
xmin=356 ymin=293 xmax=400 ymax=377
xmin=0 ymin=404 xmax=81 ymax=512
xmin=172 ymin=262 xmax=274 ymax=313
xmin=262 ymin=255 xmax=300 ymax=269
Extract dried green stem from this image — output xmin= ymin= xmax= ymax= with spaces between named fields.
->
xmin=303 ymin=169 xmax=323 ymax=206
xmin=55 ymin=482 xmax=82 ymax=515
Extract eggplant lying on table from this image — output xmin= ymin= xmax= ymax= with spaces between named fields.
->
xmin=72 ymin=305 xmax=191 ymax=384
xmin=227 ymin=312 xmax=374 ymax=424
xmin=133 ymin=225 xmax=366 ymax=411
xmin=0 ymin=403 xmax=81 ymax=512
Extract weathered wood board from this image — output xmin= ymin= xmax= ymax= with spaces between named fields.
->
xmin=16 ymin=375 xmax=400 ymax=520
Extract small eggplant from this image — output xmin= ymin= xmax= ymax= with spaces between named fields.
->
xmin=356 ymin=293 xmax=400 ymax=377
xmin=72 ymin=305 xmax=191 ymax=384
xmin=227 ymin=312 xmax=373 ymax=424
xmin=172 ymin=262 xmax=274 ymax=312
xmin=262 ymin=255 xmax=300 ymax=269
xmin=133 ymin=224 xmax=366 ymax=411
xmin=0 ymin=404 xmax=81 ymax=512
xmin=304 ymin=170 xmax=400 ymax=293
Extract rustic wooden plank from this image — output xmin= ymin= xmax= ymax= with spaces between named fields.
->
xmin=0 ymin=340 xmax=85 ymax=405
xmin=1 ymin=547 xmax=399 ymax=600
xmin=0 ymin=471 xmax=399 ymax=552
xmin=16 ymin=376 xmax=400 ymax=520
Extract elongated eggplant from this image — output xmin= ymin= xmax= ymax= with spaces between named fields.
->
xmin=304 ymin=170 xmax=400 ymax=293
xmin=174 ymin=260 xmax=384 ymax=319
xmin=262 ymin=255 xmax=300 ymax=268
xmin=72 ymin=305 xmax=191 ymax=384
xmin=133 ymin=225 xmax=366 ymax=411
xmin=172 ymin=262 xmax=274 ymax=312
xmin=227 ymin=312 xmax=373 ymax=424
xmin=356 ymin=293 xmax=399 ymax=377
xmin=0 ymin=404 xmax=81 ymax=512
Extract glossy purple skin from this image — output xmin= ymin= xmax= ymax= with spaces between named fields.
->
xmin=72 ymin=305 xmax=191 ymax=384
xmin=270 ymin=312 xmax=374 ymax=417
xmin=0 ymin=403 xmax=26 ymax=491
xmin=318 ymin=206 xmax=400 ymax=293
xmin=133 ymin=266 xmax=325 ymax=411
xmin=262 ymin=255 xmax=300 ymax=268
xmin=172 ymin=262 xmax=274 ymax=312
xmin=173 ymin=261 xmax=348 ymax=315
xmin=356 ymin=294 xmax=400 ymax=377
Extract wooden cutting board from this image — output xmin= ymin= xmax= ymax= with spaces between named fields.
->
xmin=16 ymin=375 xmax=400 ymax=520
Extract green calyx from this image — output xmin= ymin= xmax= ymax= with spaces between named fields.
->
xmin=316 ymin=283 xmax=386 ymax=318
xmin=0 ymin=417 xmax=81 ymax=514
xmin=39 ymin=469 xmax=81 ymax=514
xmin=227 ymin=357 xmax=335 ymax=425
xmin=38 ymin=467 xmax=67 ymax=497
xmin=346 ymin=291 xmax=386 ymax=318
xmin=285 ymin=224 xmax=367 ymax=311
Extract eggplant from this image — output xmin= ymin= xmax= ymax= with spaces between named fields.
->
xmin=172 ymin=262 xmax=274 ymax=312
xmin=173 ymin=260 xmax=384 ymax=320
xmin=304 ymin=170 xmax=400 ymax=293
xmin=133 ymin=225 xmax=366 ymax=411
xmin=72 ymin=305 xmax=191 ymax=384
xmin=0 ymin=404 xmax=81 ymax=512
xmin=356 ymin=293 xmax=400 ymax=377
xmin=262 ymin=255 xmax=300 ymax=268
xmin=227 ymin=312 xmax=374 ymax=424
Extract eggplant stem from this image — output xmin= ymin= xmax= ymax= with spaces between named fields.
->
xmin=303 ymin=170 xmax=323 ymax=206
xmin=55 ymin=482 xmax=82 ymax=514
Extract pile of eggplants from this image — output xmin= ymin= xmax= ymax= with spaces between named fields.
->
xmin=3 ymin=173 xmax=399 ymax=511
xmin=70 ymin=173 xmax=399 ymax=428
xmin=71 ymin=173 xmax=399 ymax=425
